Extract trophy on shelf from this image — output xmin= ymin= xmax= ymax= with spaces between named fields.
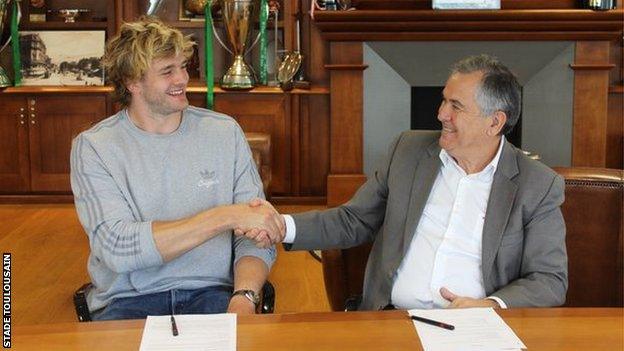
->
xmin=0 ymin=0 xmax=20 ymax=87
xmin=215 ymin=0 xmax=260 ymax=90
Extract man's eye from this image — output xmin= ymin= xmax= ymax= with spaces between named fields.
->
xmin=162 ymin=70 xmax=171 ymax=75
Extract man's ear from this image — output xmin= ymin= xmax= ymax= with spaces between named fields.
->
xmin=488 ymin=111 xmax=507 ymax=136
xmin=125 ymin=79 xmax=140 ymax=95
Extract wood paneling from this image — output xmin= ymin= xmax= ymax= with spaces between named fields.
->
xmin=572 ymin=41 xmax=611 ymax=167
xmin=328 ymin=42 xmax=365 ymax=174
xmin=313 ymin=9 xmax=624 ymax=41
xmin=327 ymin=174 xmax=367 ymax=207
xmin=607 ymin=90 xmax=623 ymax=169
xmin=28 ymin=95 xmax=107 ymax=191
xmin=299 ymin=95 xmax=330 ymax=196
xmin=0 ymin=96 xmax=30 ymax=192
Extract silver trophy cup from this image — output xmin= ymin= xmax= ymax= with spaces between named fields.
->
xmin=216 ymin=0 xmax=258 ymax=90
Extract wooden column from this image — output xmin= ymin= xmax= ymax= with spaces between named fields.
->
xmin=571 ymin=41 xmax=615 ymax=167
xmin=325 ymin=42 xmax=368 ymax=207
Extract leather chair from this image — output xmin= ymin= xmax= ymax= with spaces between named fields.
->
xmin=245 ymin=132 xmax=272 ymax=198
xmin=321 ymin=167 xmax=624 ymax=310
xmin=552 ymin=167 xmax=623 ymax=307
xmin=74 ymin=132 xmax=275 ymax=321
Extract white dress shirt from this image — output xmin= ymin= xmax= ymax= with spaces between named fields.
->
xmin=283 ymin=137 xmax=507 ymax=309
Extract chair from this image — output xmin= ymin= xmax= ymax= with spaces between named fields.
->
xmin=321 ymin=245 xmax=372 ymax=311
xmin=245 ymin=132 xmax=272 ymax=198
xmin=321 ymin=167 xmax=624 ymax=310
xmin=74 ymin=133 xmax=276 ymax=321
xmin=552 ymin=167 xmax=624 ymax=307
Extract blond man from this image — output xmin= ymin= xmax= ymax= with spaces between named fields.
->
xmin=70 ymin=17 xmax=281 ymax=320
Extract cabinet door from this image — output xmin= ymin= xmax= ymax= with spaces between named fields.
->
xmin=28 ymin=95 xmax=106 ymax=192
xmin=0 ymin=96 xmax=30 ymax=192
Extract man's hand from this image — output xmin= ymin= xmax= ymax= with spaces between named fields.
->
xmin=234 ymin=198 xmax=285 ymax=248
xmin=440 ymin=287 xmax=500 ymax=308
xmin=230 ymin=198 xmax=284 ymax=248
xmin=226 ymin=294 xmax=256 ymax=315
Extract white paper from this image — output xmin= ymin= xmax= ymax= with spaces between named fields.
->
xmin=409 ymin=308 xmax=526 ymax=351
xmin=139 ymin=314 xmax=236 ymax=351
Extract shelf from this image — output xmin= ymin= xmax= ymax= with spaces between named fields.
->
xmin=187 ymin=83 xmax=329 ymax=95
xmin=21 ymin=21 xmax=109 ymax=31
xmin=609 ymin=85 xmax=624 ymax=94
xmin=0 ymin=86 xmax=113 ymax=94
xmin=1 ymin=84 xmax=330 ymax=95
xmin=171 ymin=19 xmax=284 ymax=29
xmin=313 ymin=9 xmax=624 ymax=41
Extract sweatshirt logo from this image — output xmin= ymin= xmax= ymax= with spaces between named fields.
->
xmin=198 ymin=170 xmax=219 ymax=188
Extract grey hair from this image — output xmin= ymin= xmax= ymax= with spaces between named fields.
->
xmin=450 ymin=54 xmax=521 ymax=135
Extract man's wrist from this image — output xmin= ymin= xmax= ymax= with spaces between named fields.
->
xmin=231 ymin=289 xmax=260 ymax=307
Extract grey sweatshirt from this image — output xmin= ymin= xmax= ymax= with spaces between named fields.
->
xmin=70 ymin=106 xmax=275 ymax=311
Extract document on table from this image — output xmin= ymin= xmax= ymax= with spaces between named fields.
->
xmin=139 ymin=314 xmax=236 ymax=351
xmin=409 ymin=308 xmax=526 ymax=351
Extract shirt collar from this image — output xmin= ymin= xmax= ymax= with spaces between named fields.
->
xmin=439 ymin=136 xmax=505 ymax=181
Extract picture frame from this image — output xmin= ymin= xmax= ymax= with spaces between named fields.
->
xmin=18 ymin=30 xmax=105 ymax=86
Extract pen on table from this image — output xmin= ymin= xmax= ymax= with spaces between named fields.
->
xmin=170 ymin=315 xmax=179 ymax=336
xmin=410 ymin=315 xmax=455 ymax=330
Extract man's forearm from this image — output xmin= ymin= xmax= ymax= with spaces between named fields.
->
xmin=233 ymin=256 xmax=269 ymax=293
xmin=152 ymin=205 xmax=237 ymax=262
xmin=153 ymin=201 xmax=283 ymax=263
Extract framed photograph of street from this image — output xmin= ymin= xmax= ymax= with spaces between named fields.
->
xmin=19 ymin=30 xmax=105 ymax=86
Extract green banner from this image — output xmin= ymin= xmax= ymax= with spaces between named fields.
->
xmin=258 ymin=0 xmax=268 ymax=85
xmin=204 ymin=3 xmax=214 ymax=109
xmin=11 ymin=0 xmax=22 ymax=86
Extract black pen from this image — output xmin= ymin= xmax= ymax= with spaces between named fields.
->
xmin=410 ymin=315 xmax=455 ymax=330
xmin=170 ymin=315 xmax=179 ymax=336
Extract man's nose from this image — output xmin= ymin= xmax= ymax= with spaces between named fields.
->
xmin=173 ymin=68 xmax=189 ymax=84
xmin=437 ymin=103 xmax=449 ymax=121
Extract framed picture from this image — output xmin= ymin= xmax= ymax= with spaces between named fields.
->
xmin=19 ymin=31 xmax=105 ymax=86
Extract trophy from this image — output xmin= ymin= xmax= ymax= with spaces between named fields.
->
xmin=216 ymin=0 xmax=259 ymax=90
xmin=0 ymin=0 xmax=18 ymax=87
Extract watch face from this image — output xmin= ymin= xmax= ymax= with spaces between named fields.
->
xmin=245 ymin=291 xmax=260 ymax=304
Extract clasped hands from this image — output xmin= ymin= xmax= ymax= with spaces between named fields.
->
xmin=233 ymin=198 xmax=284 ymax=248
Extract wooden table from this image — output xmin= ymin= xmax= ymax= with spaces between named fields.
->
xmin=13 ymin=308 xmax=623 ymax=350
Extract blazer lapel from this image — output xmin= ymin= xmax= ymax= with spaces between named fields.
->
xmin=401 ymin=141 xmax=441 ymax=256
xmin=481 ymin=140 xmax=519 ymax=286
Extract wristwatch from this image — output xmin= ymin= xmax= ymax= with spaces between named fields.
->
xmin=232 ymin=289 xmax=260 ymax=307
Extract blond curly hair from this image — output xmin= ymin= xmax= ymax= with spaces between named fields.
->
xmin=103 ymin=16 xmax=195 ymax=107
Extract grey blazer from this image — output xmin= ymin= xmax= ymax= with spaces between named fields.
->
xmin=289 ymin=130 xmax=568 ymax=310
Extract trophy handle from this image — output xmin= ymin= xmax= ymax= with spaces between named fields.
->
xmin=209 ymin=0 xmax=265 ymax=57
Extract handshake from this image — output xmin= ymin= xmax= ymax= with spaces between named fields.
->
xmin=232 ymin=198 xmax=286 ymax=248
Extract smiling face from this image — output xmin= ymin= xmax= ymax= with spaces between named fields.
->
xmin=127 ymin=53 xmax=190 ymax=120
xmin=437 ymin=71 xmax=501 ymax=162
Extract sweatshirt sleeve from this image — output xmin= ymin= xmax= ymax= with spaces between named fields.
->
xmin=70 ymin=135 xmax=163 ymax=274
xmin=231 ymin=126 xmax=276 ymax=269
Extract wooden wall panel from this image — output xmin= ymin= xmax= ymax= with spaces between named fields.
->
xmin=0 ymin=96 xmax=30 ymax=192
xmin=572 ymin=41 xmax=612 ymax=167
xmin=298 ymin=95 xmax=330 ymax=196
xmin=607 ymin=90 xmax=623 ymax=169
xmin=28 ymin=95 xmax=107 ymax=192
